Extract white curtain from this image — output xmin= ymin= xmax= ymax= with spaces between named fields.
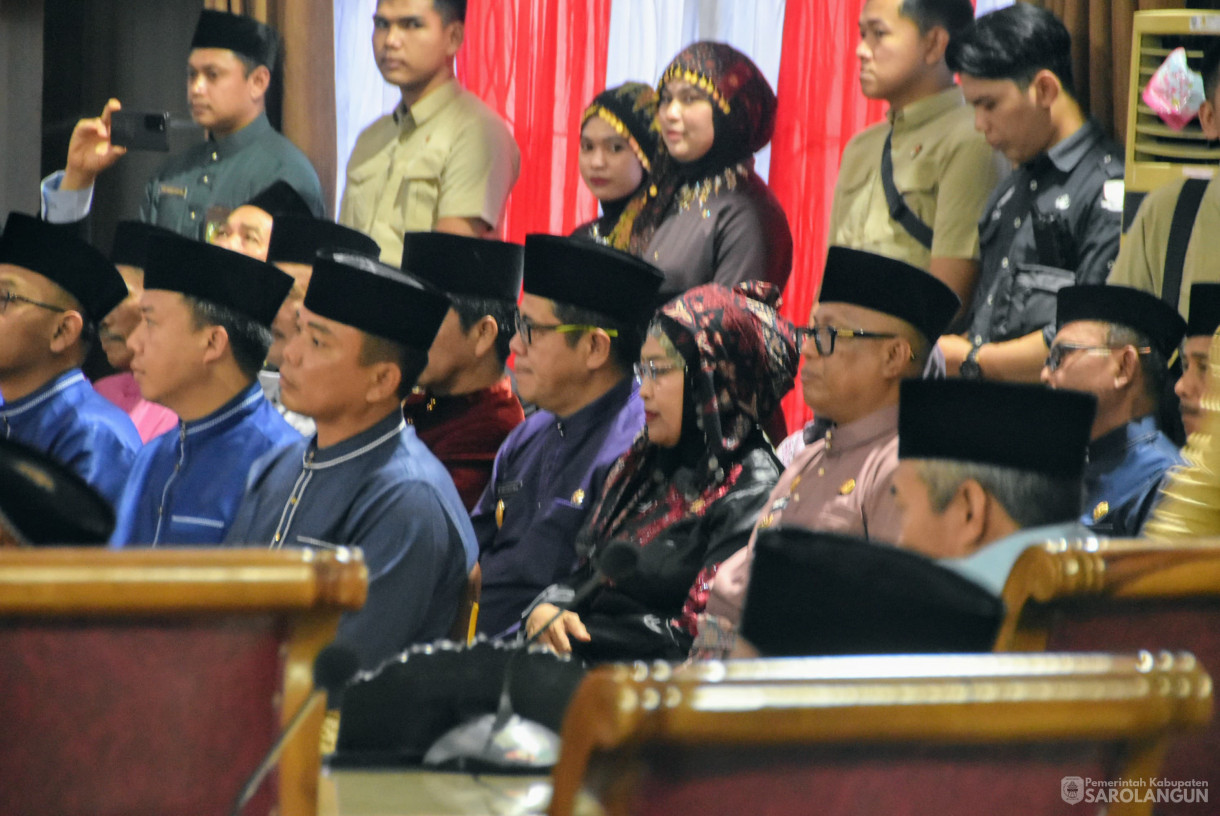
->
xmin=975 ymin=0 xmax=1015 ymax=15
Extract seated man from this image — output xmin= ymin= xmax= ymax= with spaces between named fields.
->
xmin=1174 ymin=283 xmax=1220 ymax=440
xmin=93 ymin=221 xmax=180 ymax=442
xmin=891 ymin=378 xmax=1097 ymax=595
xmin=112 ymin=234 xmax=299 ymax=546
xmin=225 ymin=251 xmax=476 ymax=670
xmin=401 ymin=231 xmax=526 ymax=510
xmin=472 ymin=236 xmax=663 ymax=637
xmin=0 ymin=213 xmax=141 ymax=506
xmin=704 ymin=246 xmax=960 ymax=626
xmin=210 ymin=180 xmax=317 ymax=259
xmin=1042 ymin=285 xmax=1186 ymax=536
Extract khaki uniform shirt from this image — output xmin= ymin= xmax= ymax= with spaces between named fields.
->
xmin=829 ymin=86 xmax=1005 ymax=268
xmin=1108 ymin=175 xmax=1220 ymax=319
xmin=339 ymin=80 xmax=520 ymax=266
xmin=704 ymin=404 xmax=903 ymax=625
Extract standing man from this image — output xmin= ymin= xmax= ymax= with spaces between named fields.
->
xmin=0 ymin=213 xmax=141 ymax=507
xmin=226 ymin=251 xmax=476 ymax=670
xmin=112 ymin=234 xmax=299 ymax=546
xmin=941 ymin=3 xmax=1125 ymax=382
xmin=41 ymin=9 xmax=325 ymax=237
xmin=401 ymin=231 xmax=525 ymax=510
xmin=473 ymin=236 xmax=663 ymax=637
xmin=339 ymin=0 xmax=520 ymax=264
xmin=1042 ymin=285 xmax=1186 ymax=536
xmin=831 ymin=0 xmax=1004 ymax=310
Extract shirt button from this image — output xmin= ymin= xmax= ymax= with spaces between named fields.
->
xmin=202 ymin=175 xmax=210 ymax=184
xmin=1029 ymin=180 xmax=1038 ymax=191
xmin=1001 ymin=257 xmax=1009 ymax=269
xmin=986 ymin=295 xmax=994 ymax=306
xmin=211 ymin=152 xmax=218 ymax=161
xmin=1103 ymin=154 xmax=1112 ymax=164
xmin=189 ymin=211 xmax=197 ymax=220
xmin=973 ymin=334 xmax=983 ymax=344
xmin=1013 ymin=217 xmax=1022 ymax=228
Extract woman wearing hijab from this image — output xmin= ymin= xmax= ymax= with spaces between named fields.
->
xmin=617 ymin=42 xmax=793 ymax=299
xmin=572 ymin=82 xmax=659 ymax=244
xmin=523 ymin=281 xmax=799 ymax=662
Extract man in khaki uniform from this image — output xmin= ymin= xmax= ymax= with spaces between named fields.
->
xmin=830 ymin=0 xmax=1005 ymax=308
xmin=701 ymin=247 xmax=960 ymax=631
xmin=339 ymin=0 xmax=520 ymax=265
xmin=1108 ymin=40 xmax=1220 ymax=320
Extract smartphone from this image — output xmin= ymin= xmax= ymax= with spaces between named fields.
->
xmin=110 ymin=111 xmax=171 ymax=152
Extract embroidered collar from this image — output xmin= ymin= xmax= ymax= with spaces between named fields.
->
xmin=182 ymin=382 xmax=268 ymax=437
xmin=210 ymin=112 xmax=273 ymax=160
xmin=819 ymin=404 xmax=899 ymax=455
xmin=305 ymin=409 xmax=404 ymax=470
xmin=0 ymin=370 xmax=86 ymax=419
xmin=1087 ymin=414 xmax=1161 ymax=468
xmin=888 ymin=85 xmax=964 ymax=131
xmin=552 ymin=376 xmax=637 ymax=441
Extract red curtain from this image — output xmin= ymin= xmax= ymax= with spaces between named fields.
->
xmin=457 ymin=0 xmax=613 ymax=241
xmin=770 ymin=0 xmax=887 ymax=433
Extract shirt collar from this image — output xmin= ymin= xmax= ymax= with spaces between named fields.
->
xmin=394 ymin=79 xmax=460 ymax=130
xmin=819 ymin=404 xmax=899 ymax=455
xmin=407 ymin=377 xmax=516 ymax=412
xmin=0 ymin=370 xmax=85 ymax=418
xmin=1087 ymin=414 xmax=1161 ymax=466
xmin=888 ymin=85 xmax=965 ymax=131
xmin=307 ymin=408 xmax=404 ymax=469
xmin=1038 ymin=118 xmax=1103 ymax=174
xmin=211 ymin=112 xmax=273 ymax=160
xmin=182 ymin=382 xmax=268 ymax=437
xmin=553 ymin=376 xmax=637 ymax=441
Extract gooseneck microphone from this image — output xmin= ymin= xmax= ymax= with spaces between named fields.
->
xmin=230 ymin=644 xmax=360 ymax=816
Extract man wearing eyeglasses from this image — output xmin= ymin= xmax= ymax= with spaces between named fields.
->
xmin=471 ymin=235 xmax=663 ymax=637
xmin=1042 ymin=285 xmax=1186 ymax=536
xmin=0 ymin=213 xmax=141 ymax=508
xmin=701 ymin=247 xmax=959 ymax=633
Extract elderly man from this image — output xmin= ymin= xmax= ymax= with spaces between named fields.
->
xmin=1042 ymin=285 xmax=1186 ymax=536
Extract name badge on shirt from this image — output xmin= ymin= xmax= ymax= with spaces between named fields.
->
xmin=158 ymin=184 xmax=187 ymax=199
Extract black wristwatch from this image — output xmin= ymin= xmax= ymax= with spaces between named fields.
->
xmin=960 ymin=341 xmax=984 ymax=380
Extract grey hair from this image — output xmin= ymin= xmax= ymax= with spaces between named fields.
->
xmin=912 ymin=458 xmax=1084 ymax=529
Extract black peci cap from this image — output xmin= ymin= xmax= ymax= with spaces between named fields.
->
xmin=1186 ymin=283 xmax=1220 ymax=339
xmin=267 ymin=217 xmax=380 ymax=265
xmin=190 ymin=9 xmax=280 ymax=68
xmin=1056 ymin=284 xmax=1186 ymax=358
xmin=110 ymin=221 xmax=179 ymax=269
xmin=818 ymin=246 xmax=961 ymax=341
xmin=0 ymin=436 xmax=115 ymax=544
xmin=243 ymin=181 xmax=313 ymax=219
xmin=522 ymin=234 xmax=663 ymax=329
xmin=401 ymin=231 xmax=523 ymax=303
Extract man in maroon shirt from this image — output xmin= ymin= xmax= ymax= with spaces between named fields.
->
xmin=402 ymin=231 xmax=525 ymax=509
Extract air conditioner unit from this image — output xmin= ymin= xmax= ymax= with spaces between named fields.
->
xmin=1124 ymin=10 xmax=1220 ymax=231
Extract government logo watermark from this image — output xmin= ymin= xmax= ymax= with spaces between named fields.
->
xmin=1061 ymin=777 xmax=1208 ymax=805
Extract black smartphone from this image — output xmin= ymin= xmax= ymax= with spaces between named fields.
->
xmin=110 ymin=111 xmax=171 ymax=152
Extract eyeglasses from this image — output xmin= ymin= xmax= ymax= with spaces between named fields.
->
xmin=799 ymin=325 xmax=898 ymax=357
xmin=1044 ymin=342 xmax=1151 ymax=372
xmin=514 ymin=312 xmax=618 ymax=345
xmin=633 ymin=359 xmax=685 ymax=384
xmin=0 ymin=290 xmax=67 ymax=315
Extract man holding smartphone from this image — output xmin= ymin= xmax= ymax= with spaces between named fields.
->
xmin=40 ymin=10 xmax=324 ymax=239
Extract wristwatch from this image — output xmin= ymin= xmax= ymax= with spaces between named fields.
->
xmin=960 ymin=341 xmax=984 ymax=380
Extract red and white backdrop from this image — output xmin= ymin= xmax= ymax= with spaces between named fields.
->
xmin=334 ymin=0 xmax=1009 ymax=432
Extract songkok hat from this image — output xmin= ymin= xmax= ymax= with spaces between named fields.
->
xmin=401 ymin=231 xmax=523 ymax=303
xmin=0 ymin=212 xmax=127 ymax=321
xmin=818 ymin=246 xmax=960 ymax=341
xmin=0 ymin=436 xmax=114 ymax=545
xmin=1056 ymin=284 xmax=1186 ymax=358
xmin=144 ymin=233 xmax=292 ymax=327
xmin=110 ymin=221 xmax=179 ymax=269
xmin=267 ymin=217 xmax=380 ymax=265
xmin=739 ymin=529 xmax=1003 ymax=657
xmin=305 ymin=250 xmax=450 ymax=351
xmin=190 ymin=9 xmax=280 ymax=68
xmin=1187 ymin=283 xmax=1220 ymax=338
xmin=522 ymin=234 xmax=663 ymax=329
xmin=899 ymin=379 xmax=1096 ymax=480
xmin=243 ymin=181 xmax=312 ymax=219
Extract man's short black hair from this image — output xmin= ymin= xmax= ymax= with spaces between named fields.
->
xmin=360 ymin=334 xmax=430 ymax=400
xmin=451 ymin=295 xmax=515 ymax=365
xmin=432 ymin=0 xmax=466 ymax=24
xmin=1202 ymin=38 xmax=1220 ymax=103
xmin=184 ymin=296 xmax=273 ymax=381
xmin=947 ymin=2 xmax=1076 ymax=100
xmin=898 ymin=0 xmax=975 ymax=40
xmin=552 ymin=300 xmax=643 ymax=376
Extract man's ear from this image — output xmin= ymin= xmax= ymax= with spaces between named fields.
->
xmin=247 ymin=64 xmax=272 ymax=101
xmin=445 ymin=20 xmax=465 ymax=57
xmin=1200 ymin=98 xmax=1220 ymax=140
xmin=583 ymin=329 xmax=614 ymax=371
xmin=923 ymin=25 xmax=951 ymax=67
xmin=952 ymin=479 xmax=992 ymax=555
xmin=365 ymin=360 xmax=404 ymax=404
xmin=1030 ymin=69 xmax=1061 ymax=109
xmin=471 ymin=315 xmax=499 ymax=359
xmin=201 ymin=324 xmax=231 ymax=366
xmin=48 ymin=311 xmax=85 ymax=355
xmin=1112 ymin=345 xmax=1141 ymax=390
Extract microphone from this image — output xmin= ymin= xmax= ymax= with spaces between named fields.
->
xmin=230 ymin=644 xmax=360 ymax=816
xmin=423 ymin=541 xmax=639 ymax=772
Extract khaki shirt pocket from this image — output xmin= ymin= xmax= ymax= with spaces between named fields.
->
xmin=396 ymin=150 xmax=445 ymax=232
xmin=342 ymin=158 xmax=387 ymax=231
xmin=891 ymin=159 xmax=939 ymax=228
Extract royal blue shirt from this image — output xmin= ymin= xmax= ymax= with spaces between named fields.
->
xmin=0 ymin=369 xmax=141 ymax=509
xmin=225 ymin=410 xmax=477 ymax=670
xmin=111 ymin=383 xmax=300 ymax=546
xmin=1081 ymin=415 xmax=1183 ymax=537
xmin=472 ymin=377 xmax=645 ymax=636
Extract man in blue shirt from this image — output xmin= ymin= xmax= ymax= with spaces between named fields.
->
xmin=1042 ymin=285 xmax=1187 ymax=537
xmin=41 ymin=10 xmax=324 ymax=237
xmin=111 ymin=234 xmax=299 ymax=546
xmin=472 ymin=236 xmax=664 ymax=636
xmin=0 ymin=213 xmax=141 ymax=507
xmin=226 ymin=251 xmax=475 ymax=670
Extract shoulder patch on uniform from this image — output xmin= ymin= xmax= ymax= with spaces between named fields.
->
xmin=1101 ymin=179 xmax=1125 ymax=213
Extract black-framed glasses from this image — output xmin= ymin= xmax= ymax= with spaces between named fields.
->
xmin=633 ymin=359 xmax=685 ymax=384
xmin=514 ymin=311 xmax=618 ymax=345
xmin=1044 ymin=342 xmax=1151 ymax=372
xmin=0 ymin=290 xmax=67 ymax=315
xmin=799 ymin=324 xmax=898 ymax=357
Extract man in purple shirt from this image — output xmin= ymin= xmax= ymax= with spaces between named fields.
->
xmin=472 ymin=235 xmax=663 ymax=636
